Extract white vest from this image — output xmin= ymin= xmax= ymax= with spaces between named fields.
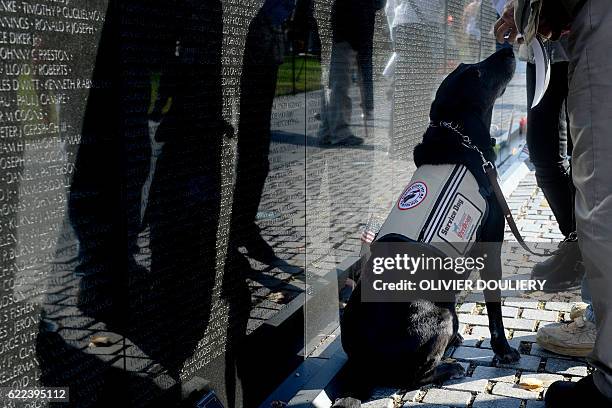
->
xmin=374 ymin=164 xmax=488 ymax=258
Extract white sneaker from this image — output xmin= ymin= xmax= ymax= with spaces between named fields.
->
xmin=569 ymin=302 xmax=589 ymax=320
xmin=536 ymin=316 xmax=596 ymax=357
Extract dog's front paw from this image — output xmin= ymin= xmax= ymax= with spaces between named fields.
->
xmin=495 ymin=346 xmax=520 ymax=364
xmin=447 ymin=362 xmax=466 ymax=380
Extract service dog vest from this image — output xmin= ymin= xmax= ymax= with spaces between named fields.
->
xmin=376 ymin=164 xmax=488 ymax=258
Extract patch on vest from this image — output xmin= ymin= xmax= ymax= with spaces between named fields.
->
xmin=398 ymin=181 xmax=428 ymax=210
xmin=438 ymin=193 xmax=483 ymax=253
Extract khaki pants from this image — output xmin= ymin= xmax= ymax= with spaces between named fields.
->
xmin=567 ymin=0 xmax=612 ymax=399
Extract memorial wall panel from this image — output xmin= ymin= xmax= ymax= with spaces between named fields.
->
xmin=0 ymin=0 xmax=525 ymax=406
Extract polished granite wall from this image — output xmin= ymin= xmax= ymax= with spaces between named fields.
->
xmin=0 ymin=1 xmax=524 ymax=406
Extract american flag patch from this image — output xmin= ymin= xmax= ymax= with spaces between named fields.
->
xmin=361 ymin=229 xmax=376 ymax=244
xmin=361 ymin=214 xmax=384 ymax=246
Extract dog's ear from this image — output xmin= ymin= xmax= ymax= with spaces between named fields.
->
xmin=430 ymin=63 xmax=484 ymax=121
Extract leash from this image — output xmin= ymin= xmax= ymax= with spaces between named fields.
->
xmin=430 ymin=121 xmax=560 ymax=257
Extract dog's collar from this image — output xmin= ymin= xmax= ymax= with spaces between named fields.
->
xmin=428 ymin=120 xmax=493 ymax=171
xmin=429 ymin=120 xmax=465 ymax=137
xmin=428 ymin=120 xmax=472 ymax=145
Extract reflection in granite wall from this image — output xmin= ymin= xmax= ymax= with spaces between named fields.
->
xmin=0 ymin=0 xmax=525 ymax=406
xmin=300 ymin=0 xmax=523 ymax=358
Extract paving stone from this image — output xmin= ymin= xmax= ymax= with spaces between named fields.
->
xmin=470 ymin=366 xmax=517 ymax=383
xmin=529 ymin=343 xmax=572 ymax=360
xmin=519 ymin=372 xmax=565 ymax=387
xmin=521 ymin=224 xmax=543 ymax=232
xmin=521 ymin=309 xmax=559 ymax=322
xmin=491 ymin=382 xmax=541 ymax=400
xmin=462 ymin=326 xmax=498 ymax=348
xmin=545 ymin=358 xmax=589 ymax=377
xmin=504 ymin=298 xmax=539 ymax=309
xmin=502 ymin=317 xmax=538 ymax=331
xmin=452 ymin=347 xmax=495 ymax=365
xmin=458 ymin=303 xmax=476 ymax=314
xmin=462 ymin=325 xmax=492 ymax=346
xmin=458 ymin=314 xmax=490 ymax=326
xmin=444 ymin=377 xmax=488 ymax=393
xmin=471 ymin=393 xmax=522 ymax=408
xmin=497 ymin=354 xmax=541 ymax=372
xmin=544 ymin=302 xmax=573 ymax=312
xmin=481 ymin=306 xmax=520 ymax=318
xmin=362 ymin=398 xmax=394 ymax=408
xmin=421 ymin=388 xmax=472 ymax=407
xmin=401 ymin=390 xmax=420 ymax=402
xmin=509 ymin=331 xmax=537 ymax=349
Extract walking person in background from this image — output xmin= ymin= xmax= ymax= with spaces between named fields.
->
xmin=384 ymin=0 xmax=445 ymax=159
xmin=496 ymin=1 xmax=612 ymax=405
xmin=318 ymin=0 xmax=385 ymax=146
xmin=463 ymin=0 xmax=483 ymax=62
xmin=230 ymin=0 xmax=296 ymax=266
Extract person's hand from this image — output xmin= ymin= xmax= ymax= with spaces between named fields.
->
xmin=494 ymin=1 xmax=519 ymax=44
xmin=538 ymin=1 xmax=572 ymax=41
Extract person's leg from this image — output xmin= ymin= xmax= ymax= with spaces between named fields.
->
xmin=526 ymin=61 xmax=574 ymax=236
xmin=357 ymin=47 xmax=374 ymax=117
xmin=565 ymin=0 xmax=612 ymax=400
xmin=527 ymin=61 xmax=584 ymax=291
xmin=319 ymin=41 xmax=358 ymax=143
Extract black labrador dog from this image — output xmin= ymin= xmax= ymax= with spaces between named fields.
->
xmin=339 ymin=47 xmax=520 ymax=399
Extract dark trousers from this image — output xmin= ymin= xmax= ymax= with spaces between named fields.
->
xmin=526 ymin=61 xmax=575 ymax=237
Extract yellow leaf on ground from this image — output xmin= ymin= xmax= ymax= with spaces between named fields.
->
xmin=88 ymin=336 xmax=112 ymax=348
xmin=518 ymin=378 xmax=544 ymax=390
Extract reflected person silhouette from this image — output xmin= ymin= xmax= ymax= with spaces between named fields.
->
xmin=141 ymin=0 xmax=226 ymax=384
xmin=386 ymin=0 xmax=445 ymax=160
xmin=318 ymin=0 xmax=383 ymax=146
xmin=462 ymin=0 xmax=483 ymax=62
xmin=39 ymin=0 xmax=175 ymax=405
xmin=67 ymin=0 xmax=160 ymax=329
xmin=224 ymin=1 xmax=296 ymax=406
xmin=230 ymin=0 xmax=296 ymax=266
